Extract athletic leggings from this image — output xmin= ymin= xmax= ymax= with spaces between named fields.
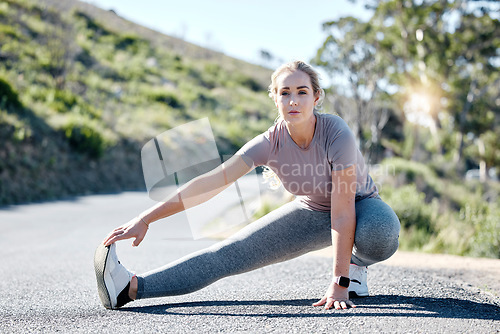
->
xmin=136 ymin=197 xmax=400 ymax=299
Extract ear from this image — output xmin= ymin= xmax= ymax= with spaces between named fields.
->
xmin=314 ymin=92 xmax=321 ymax=105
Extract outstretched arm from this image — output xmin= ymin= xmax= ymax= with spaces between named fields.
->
xmin=103 ymin=154 xmax=254 ymax=246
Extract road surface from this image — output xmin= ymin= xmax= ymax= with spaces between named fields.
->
xmin=0 ymin=191 xmax=499 ymax=333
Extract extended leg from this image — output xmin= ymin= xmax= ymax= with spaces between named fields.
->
xmin=136 ymin=201 xmax=331 ymax=299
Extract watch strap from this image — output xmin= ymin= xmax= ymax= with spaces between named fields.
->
xmin=334 ymin=275 xmax=350 ymax=288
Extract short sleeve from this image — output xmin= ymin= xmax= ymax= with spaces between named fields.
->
xmin=327 ymin=120 xmax=358 ymax=171
xmin=236 ymin=133 xmax=271 ymax=168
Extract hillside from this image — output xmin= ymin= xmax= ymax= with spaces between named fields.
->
xmin=1 ymin=0 xmax=498 ymax=260
xmin=0 ymin=0 xmax=274 ymax=205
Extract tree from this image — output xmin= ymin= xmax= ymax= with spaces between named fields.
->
xmin=446 ymin=9 xmax=500 ymax=176
xmin=316 ymin=0 xmax=500 ymax=176
xmin=366 ymin=0 xmax=499 ymax=174
xmin=314 ymin=16 xmax=393 ymax=162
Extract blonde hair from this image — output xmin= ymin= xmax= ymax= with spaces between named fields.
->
xmin=268 ymin=60 xmax=324 ymax=112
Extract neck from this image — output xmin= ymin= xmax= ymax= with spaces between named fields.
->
xmin=285 ymin=114 xmax=317 ymax=149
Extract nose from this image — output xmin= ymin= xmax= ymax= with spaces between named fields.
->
xmin=290 ymin=97 xmax=298 ymax=106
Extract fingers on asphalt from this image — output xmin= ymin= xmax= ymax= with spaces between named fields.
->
xmin=326 ymin=299 xmax=334 ymax=310
xmin=312 ymin=297 xmax=326 ymax=307
xmin=313 ymin=298 xmax=356 ymax=310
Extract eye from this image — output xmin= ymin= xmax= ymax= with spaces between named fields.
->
xmin=280 ymin=91 xmax=289 ymax=96
xmin=299 ymin=91 xmax=307 ymax=95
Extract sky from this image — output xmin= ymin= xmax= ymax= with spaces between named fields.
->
xmin=81 ymin=0 xmax=372 ymax=68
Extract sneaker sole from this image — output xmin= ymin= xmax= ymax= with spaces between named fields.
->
xmin=94 ymin=244 xmax=113 ymax=309
xmin=349 ymin=291 xmax=369 ymax=298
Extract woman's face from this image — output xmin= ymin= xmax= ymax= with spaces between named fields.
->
xmin=274 ymin=70 xmax=319 ymax=125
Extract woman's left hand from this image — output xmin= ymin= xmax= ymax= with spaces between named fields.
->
xmin=313 ymin=280 xmax=356 ymax=310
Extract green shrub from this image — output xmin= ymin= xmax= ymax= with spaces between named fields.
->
xmin=0 ymin=77 xmax=22 ymax=109
xmin=463 ymin=203 xmax=500 ymax=258
xmin=200 ymin=63 xmax=228 ymax=89
xmin=194 ymin=91 xmax=218 ymax=110
xmin=378 ymin=157 xmax=500 ymax=258
xmin=233 ymin=73 xmax=263 ymax=92
xmin=60 ymin=116 xmax=106 ymax=158
xmin=75 ymin=47 xmax=95 ymax=67
xmin=114 ymin=34 xmax=147 ymax=54
xmin=0 ymin=111 xmax=32 ymax=142
xmin=115 ymin=34 xmax=137 ymax=50
xmin=0 ymin=23 xmax=20 ymax=39
xmin=380 ymin=184 xmax=439 ymax=250
xmin=42 ymin=89 xmax=101 ymax=118
xmin=147 ymin=89 xmax=183 ymax=109
xmin=73 ymin=11 xmax=110 ymax=37
xmin=47 ymin=89 xmax=77 ymax=112
xmin=382 ymin=157 xmax=438 ymax=183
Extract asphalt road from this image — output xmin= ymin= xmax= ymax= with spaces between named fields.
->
xmin=1 ymin=192 xmax=499 ymax=333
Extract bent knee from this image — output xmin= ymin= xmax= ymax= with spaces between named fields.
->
xmin=355 ymin=198 xmax=400 ymax=238
xmin=353 ymin=198 xmax=400 ymax=264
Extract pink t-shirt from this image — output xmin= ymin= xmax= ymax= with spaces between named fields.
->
xmin=237 ymin=113 xmax=378 ymax=212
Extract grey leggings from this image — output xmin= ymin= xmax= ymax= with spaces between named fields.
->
xmin=136 ymin=197 xmax=400 ymax=299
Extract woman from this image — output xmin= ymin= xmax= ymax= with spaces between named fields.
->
xmin=94 ymin=61 xmax=400 ymax=311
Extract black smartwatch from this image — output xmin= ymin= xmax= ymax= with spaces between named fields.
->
xmin=334 ymin=276 xmax=350 ymax=288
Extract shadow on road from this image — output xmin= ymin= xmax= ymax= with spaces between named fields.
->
xmin=121 ymin=295 xmax=500 ymax=320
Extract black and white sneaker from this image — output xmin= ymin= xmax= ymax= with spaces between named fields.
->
xmin=94 ymin=243 xmax=134 ymax=309
xmin=348 ymin=264 xmax=369 ymax=297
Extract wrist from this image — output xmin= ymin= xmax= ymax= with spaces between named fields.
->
xmin=139 ymin=216 xmax=150 ymax=228
xmin=333 ymin=275 xmax=350 ymax=289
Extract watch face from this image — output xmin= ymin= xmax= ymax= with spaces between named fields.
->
xmin=338 ymin=276 xmax=350 ymax=288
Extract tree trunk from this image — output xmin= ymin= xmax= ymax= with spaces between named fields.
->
xmin=455 ymin=80 xmax=476 ymax=164
xmin=477 ymin=137 xmax=487 ymax=182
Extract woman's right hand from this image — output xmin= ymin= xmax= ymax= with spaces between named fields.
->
xmin=103 ymin=217 xmax=149 ymax=247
